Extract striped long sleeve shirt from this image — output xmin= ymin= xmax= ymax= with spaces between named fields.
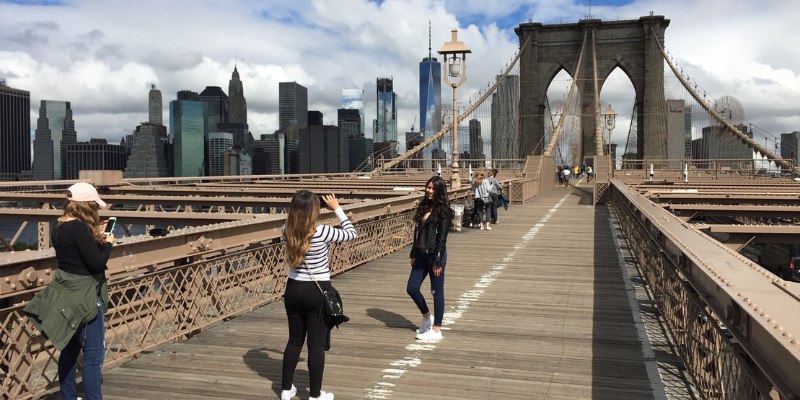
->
xmin=284 ymin=207 xmax=357 ymax=281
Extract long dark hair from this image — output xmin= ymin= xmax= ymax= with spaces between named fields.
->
xmin=284 ymin=190 xmax=321 ymax=268
xmin=413 ymin=175 xmax=454 ymax=223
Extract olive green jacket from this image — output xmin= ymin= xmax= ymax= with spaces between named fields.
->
xmin=23 ymin=270 xmax=109 ymax=350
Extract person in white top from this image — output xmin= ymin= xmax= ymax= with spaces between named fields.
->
xmin=280 ymin=190 xmax=356 ymax=400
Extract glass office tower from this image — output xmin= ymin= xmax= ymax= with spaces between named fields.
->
xmin=170 ymin=100 xmax=206 ymax=177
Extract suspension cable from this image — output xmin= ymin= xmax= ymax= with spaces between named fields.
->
xmin=652 ymin=27 xmax=798 ymax=176
xmin=372 ymin=33 xmax=534 ymax=175
xmin=544 ymin=29 xmax=589 ymax=157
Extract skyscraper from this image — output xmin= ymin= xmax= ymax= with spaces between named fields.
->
xmin=0 ymin=81 xmax=30 ymax=180
xmin=341 ymin=89 xmax=365 ymax=136
xmin=781 ymin=131 xmax=800 ymax=165
xmin=208 ymin=132 xmax=234 ymax=176
xmin=149 ymin=84 xmax=163 ymax=125
xmin=199 ymin=86 xmax=228 ymax=133
xmin=338 ymin=108 xmax=361 ymax=138
xmin=228 ymin=66 xmax=247 ymax=125
xmin=170 ymin=99 xmax=206 ymax=177
xmin=375 ymin=77 xmax=397 ymax=144
xmin=64 ymin=138 xmax=127 ymax=179
xmin=279 ymin=82 xmax=308 ymax=141
xmin=124 ymin=122 xmax=170 ymax=178
xmin=419 ymin=23 xmax=442 ymax=135
xmin=299 ymin=125 xmax=348 ymax=173
xmin=469 ymin=119 xmax=483 ymax=160
xmin=223 ymin=66 xmax=252 ymax=153
xmin=32 ymin=100 xmax=77 ymax=180
xmin=491 ymin=74 xmax=520 ymax=159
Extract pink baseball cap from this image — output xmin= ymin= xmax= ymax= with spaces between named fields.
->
xmin=67 ymin=182 xmax=107 ymax=208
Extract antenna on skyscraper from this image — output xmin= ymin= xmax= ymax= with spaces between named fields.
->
xmin=428 ymin=20 xmax=432 ymax=59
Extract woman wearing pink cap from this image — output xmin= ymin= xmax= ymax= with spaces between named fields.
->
xmin=24 ymin=182 xmax=114 ymax=400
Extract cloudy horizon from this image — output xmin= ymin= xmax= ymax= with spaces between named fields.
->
xmin=1 ymin=0 xmax=798 ymax=155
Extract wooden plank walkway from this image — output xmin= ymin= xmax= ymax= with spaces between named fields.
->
xmin=53 ymin=185 xmax=681 ymax=399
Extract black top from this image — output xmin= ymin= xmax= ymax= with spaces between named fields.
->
xmin=54 ymin=220 xmax=112 ymax=276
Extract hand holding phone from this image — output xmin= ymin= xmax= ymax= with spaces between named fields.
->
xmin=103 ymin=217 xmax=117 ymax=234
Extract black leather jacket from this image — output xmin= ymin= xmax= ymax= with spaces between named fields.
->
xmin=409 ymin=213 xmax=451 ymax=267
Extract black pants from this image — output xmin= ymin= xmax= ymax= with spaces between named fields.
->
xmin=471 ymin=198 xmax=486 ymax=225
xmin=282 ymin=278 xmax=331 ymax=398
xmin=488 ymin=193 xmax=499 ymax=223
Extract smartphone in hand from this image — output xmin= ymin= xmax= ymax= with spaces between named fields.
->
xmin=104 ymin=217 xmax=117 ymax=234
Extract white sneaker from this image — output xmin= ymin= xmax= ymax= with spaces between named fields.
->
xmin=281 ymin=384 xmax=297 ymax=400
xmin=479 ymin=224 xmax=485 ymax=230
xmin=484 ymin=224 xmax=492 ymax=230
xmin=415 ymin=315 xmax=433 ymax=334
xmin=416 ymin=328 xmax=443 ymax=341
xmin=309 ymin=391 xmax=334 ymax=400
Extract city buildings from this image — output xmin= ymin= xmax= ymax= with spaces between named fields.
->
xmin=665 ymin=99 xmax=688 ymax=161
xmin=308 ymin=110 xmax=323 ymax=126
xmin=279 ymin=82 xmax=308 ymax=141
xmin=419 ymin=25 xmax=442 ymax=136
xmin=124 ymin=122 xmax=170 ymax=178
xmin=251 ymin=133 xmax=285 ymax=175
xmin=338 ymin=108 xmax=362 ymax=138
xmin=780 ymin=131 xmax=800 ymax=166
xmin=224 ymin=66 xmax=251 ymax=152
xmin=375 ymin=77 xmax=397 ymax=144
xmin=693 ymin=124 xmax=754 ymax=169
xmin=299 ymin=125 xmax=348 ymax=173
xmin=208 ymin=132 xmax=234 ymax=176
xmin=198 ymin=86 xmax=228 ymax=135
xmin=228 ymin=66 xmax=247 ymax=126
xmin=64 ymin=139 xmax=127 ymax=179
xmin=32 ymin=100 xmax=77 ymax=180
xmin=349 ymin=135 xmax=373 ymax=172
xmin=0 ymin=81 xmax=30 ymax=181
xmin=468 ymin=119 xmax=484 ymax=160
xmin=149 ymin=84 xmax=163 ymax=125
xmin=170 ymin=99 xmax=206 ymax=177
xmin=341 ymin=89 xmax=365 ymax=136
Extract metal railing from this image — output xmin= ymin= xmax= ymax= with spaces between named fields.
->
xmin=610 ymin=179 xmax=800 ymax=399
xmin=0 ymin=209 xmax=416 ymax=399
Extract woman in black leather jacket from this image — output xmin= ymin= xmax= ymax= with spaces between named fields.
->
xmin=407 ymin=175 xmax=453 ymax=341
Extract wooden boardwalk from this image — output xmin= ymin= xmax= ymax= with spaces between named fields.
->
xmin=65 ymin=185 xmax=683 ymax=399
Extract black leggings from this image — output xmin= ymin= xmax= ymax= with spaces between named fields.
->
xmin=282 ymin=278 xmax=331 ymax=398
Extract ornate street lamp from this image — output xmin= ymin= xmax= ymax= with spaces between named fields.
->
xmin=438 ymin=28 xmax=471 ymax=189
xmin=601 ymin=104 xmax=617 ymax=175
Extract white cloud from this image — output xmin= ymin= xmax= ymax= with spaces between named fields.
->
xmin=0 ymin=0 xmax=797 ymax=157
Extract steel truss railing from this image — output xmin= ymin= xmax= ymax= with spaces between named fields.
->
xmin=609 ymin=179 xmax=800 ymax=399
xmin=0 ymin=187 xmax=477 ymax=399
xmin=0 ymin=204 xmax=423 ymax=399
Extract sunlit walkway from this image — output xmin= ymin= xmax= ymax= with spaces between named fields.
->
xmin=52 ymin=184 xmax=693 ymax=399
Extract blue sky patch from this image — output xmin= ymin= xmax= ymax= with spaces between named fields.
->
xmin=1 ymin=0 xmax=65 ymax=5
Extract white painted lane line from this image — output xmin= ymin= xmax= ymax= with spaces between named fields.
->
xmin=364 ymin=193 xmax=571 ymax=399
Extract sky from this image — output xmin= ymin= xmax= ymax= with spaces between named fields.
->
xmin=1 ymin=0 xmax=798 ymax=155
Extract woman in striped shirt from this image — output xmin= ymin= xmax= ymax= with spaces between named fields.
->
xmin=280 ymin=190 xmax=356 ymax=400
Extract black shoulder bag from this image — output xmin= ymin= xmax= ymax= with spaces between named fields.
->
xmin=306 ymin=266 xmax=349 ymax=328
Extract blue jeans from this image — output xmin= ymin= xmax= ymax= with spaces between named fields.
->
xmin=59 ymin=295 xmax=105 ymax=400
xmin=407 ymin=251 xmax=446 ymax=326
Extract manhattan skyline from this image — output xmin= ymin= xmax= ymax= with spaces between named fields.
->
xmin=1 ymin=0 xmax=798 ymax=151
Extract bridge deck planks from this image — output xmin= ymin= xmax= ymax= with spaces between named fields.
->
xmin=55 ymin=185 xmax=673 ymax=399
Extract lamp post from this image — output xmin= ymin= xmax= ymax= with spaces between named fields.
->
xmin=601 ymin=104 xmax=617 ymax=176
xmin=438 ymin=28 xmax=471 ymax=190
